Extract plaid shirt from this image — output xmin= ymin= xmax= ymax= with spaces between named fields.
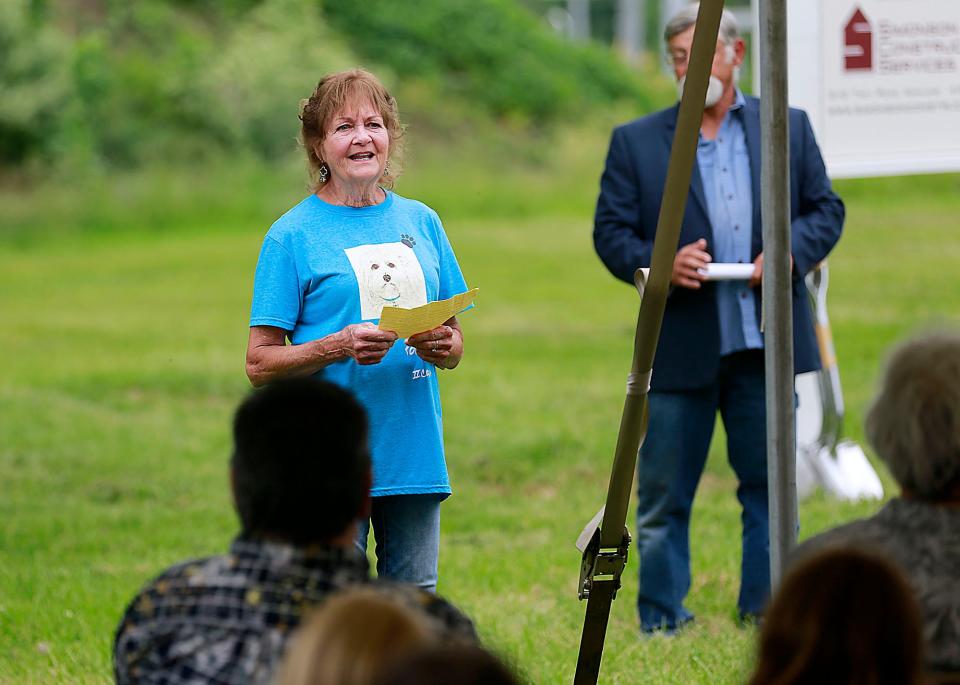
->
xmin=113 ymin=537 xmax=476 ymax=685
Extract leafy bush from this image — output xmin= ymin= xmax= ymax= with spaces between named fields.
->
xmin=0 ymin=0 xmax=72 ymax=164
xmin=65 ymin=1 xmax=229 ymax=167
xmin=322 ymin=0 xmax=653 ymax=123
xmin=51 ymin=0 xmax=358 ymax=168
xmin=197 ymin=0 xmax=358 ymax=160
xmin=0 ymin=0 xmax=665 ymax=173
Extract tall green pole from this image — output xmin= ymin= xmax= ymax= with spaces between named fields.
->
xmin=573 ymin=3 xmax=725 ymax=683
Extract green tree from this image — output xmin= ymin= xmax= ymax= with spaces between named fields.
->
xmin=322 ymin=0 xmax=652 ymax=123
xmin=0 ymin=0 xmax=71 ymax=164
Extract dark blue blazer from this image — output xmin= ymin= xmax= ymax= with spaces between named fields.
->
xmin=594 ymin=96 xmax=844 ymax=392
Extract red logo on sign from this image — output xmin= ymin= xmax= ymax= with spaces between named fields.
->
xmin=844 ymin=7 xmax=872 ymax=71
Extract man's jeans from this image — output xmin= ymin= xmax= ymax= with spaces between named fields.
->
xmin=636 ymin=350 xmax=770 ymax=632
xmin=356 ymin=494 xmax=442 ymax=593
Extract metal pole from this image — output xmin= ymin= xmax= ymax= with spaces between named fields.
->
xmin=758 ymin=0 xmax=796 ymax=590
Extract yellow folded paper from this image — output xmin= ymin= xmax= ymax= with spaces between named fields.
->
xmin=378 ymin=288 xmax=479 ymax=338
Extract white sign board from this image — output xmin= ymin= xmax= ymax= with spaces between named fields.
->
xmin=786 ymin=0 xmax=960 ymax=178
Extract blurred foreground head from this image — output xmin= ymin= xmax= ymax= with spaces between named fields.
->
xmin=277 ymin=588 xmax=435 ymax=685
xmin=375 ymin=644 xmax=521 ymax=685
xmin=750 ymin=547 xmax=924 ymax=685
xmin=865 ymin=330 xmax=960 ymax=501
xmin=231 ymin=377 xmax=370 ymax=543
xmin=299 ymin=68 xmax=405 ymax=191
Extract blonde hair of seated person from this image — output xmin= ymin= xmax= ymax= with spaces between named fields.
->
xmin=276 ymin=588 xmax=436 ymax=685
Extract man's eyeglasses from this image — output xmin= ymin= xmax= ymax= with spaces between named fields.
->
xmin=664 ymin=51 xmax=690 ymax=69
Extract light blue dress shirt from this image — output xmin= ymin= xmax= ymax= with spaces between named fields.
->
xmin=697 ymin=90 xmax=763 ymax=356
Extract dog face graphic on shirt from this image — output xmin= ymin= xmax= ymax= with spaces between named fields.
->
xmin=345 ymin=241 xmax=427 ymax=320
xmin=363 ymin=254 xmax=413 ymax=307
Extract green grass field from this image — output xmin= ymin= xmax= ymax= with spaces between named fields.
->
xmin=2 ymin=156 xmax=959 ymax=683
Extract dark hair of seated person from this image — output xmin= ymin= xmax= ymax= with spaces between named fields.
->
xmin=374 ymin=644 xmax=521 ymax=685
xmin=749 ymin=546 xmax=925 ymax=685
xmin=231 ymin=376 xmax=370 ymax=544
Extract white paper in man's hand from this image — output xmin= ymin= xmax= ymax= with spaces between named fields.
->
xmin=698 ymin=263 xmax=755 ymax=281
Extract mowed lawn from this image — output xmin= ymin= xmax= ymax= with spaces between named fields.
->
xmin=1 ymin=174 xmax=959 ymax=684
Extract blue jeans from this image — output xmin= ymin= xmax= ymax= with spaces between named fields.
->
xmin=636 ymin=350 xmax=770 ymax=631
xmin=355 ymin=494 xmax=442 ymax=592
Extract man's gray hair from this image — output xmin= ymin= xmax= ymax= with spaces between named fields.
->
xmin=664 ymin=2 xmax=740 ymax=45
xmin=865 ymin=331 xmax=960 ymax=499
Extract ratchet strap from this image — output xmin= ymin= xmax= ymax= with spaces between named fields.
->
xmin=572 ymin=3 xmax=725 ymax=683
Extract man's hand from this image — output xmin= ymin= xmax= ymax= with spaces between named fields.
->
xmin=748 ymin=252 xmax=793 ymax=288
xmin=672 ymin=238 xmax=711 ymax=289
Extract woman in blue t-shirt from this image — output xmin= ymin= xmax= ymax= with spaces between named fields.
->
xmin=246 ymin=69 xmax=469 ymax=592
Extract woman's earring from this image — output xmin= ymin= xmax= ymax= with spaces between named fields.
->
xmin=318 ymin=162 xmax=329 ymax=183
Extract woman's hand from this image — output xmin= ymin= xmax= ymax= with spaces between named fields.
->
xmin=245 ymin=323 xmax=398 ymax=387
xmin=340 ymin=323 xmax=398 ymax=365
xmin=406 ymin=317 xmax=464 ymax=369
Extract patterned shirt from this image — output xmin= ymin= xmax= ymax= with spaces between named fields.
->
xmin=113 ymin=537 xmax=476 ymax=685
xmin=795 ymin=498 xmax=960 ymax=673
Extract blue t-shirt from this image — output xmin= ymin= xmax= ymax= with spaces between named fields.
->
xmin=249 ymin=191 xmax=468 ymax=497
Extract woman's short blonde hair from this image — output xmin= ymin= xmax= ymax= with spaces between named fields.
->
xmin=865 ymin=330 xmax=960 ymax=499
xmin=276 ymin=588 xmax=435 ymax=685
xmin=299 ymin=69 xmax=405 ymax=192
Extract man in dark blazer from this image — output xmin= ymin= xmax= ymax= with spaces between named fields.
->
xmin=593 ymin=3 xmax=844 ymax=633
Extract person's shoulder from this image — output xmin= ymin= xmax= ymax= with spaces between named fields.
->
xmin=387 ymin=192 xmax=440 ymax=222
xmin=266 ymin=195 xmax=323 ymax=243
xmin=742 ymin=93 xmax=806 ymax=114
xmin=615 ymin=105 xmax=677 ymax=138
xmin=114 ymin=553 xmax=224 ymax=650
xmin=113 ymin=553 xmax=257 ymax=685
xmin=792 ymin=501 xmax=902 ymax=563
xmin=788 ymin=104 xmax=812 ymax=125
xmin=740 ymin=93 xmax=807 ymax=117
xmin=742 ymin=95 xmax=814 ymax=140
xmin=386 ymin=192 xmax=446 ymax=235
xmin=368 ymin=581 xmax=477 ymax=643
xmin=794 ymin=520 xmax=870 ymax=559
xmin=121 ymin=554 xmax=226 ymax=609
